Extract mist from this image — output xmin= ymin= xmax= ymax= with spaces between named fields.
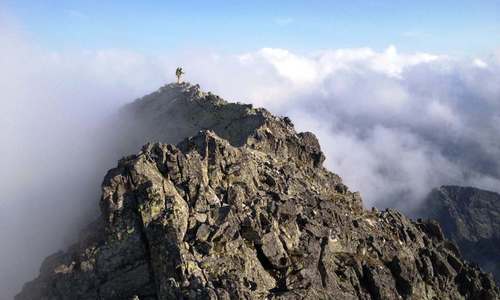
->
xmin=2 ymin=18 xmax=500 ymax=299
xmin=0 ymin=21 xmax=172 ymax=299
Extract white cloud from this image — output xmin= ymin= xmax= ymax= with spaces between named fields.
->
xmin=312 ymin=45 xmax=440 ymax=78
xmin=258 ymin=48 xmax=318 ymax=84
xmin=181 ymin=46 xmax=500 ymax=212
xmin=0 ymin=25 xmax=172 ymax=300
xmin=427 ymin=101 xmax=460 ymax=127
xmin=473 ymin=58 xmax=488 ymax=68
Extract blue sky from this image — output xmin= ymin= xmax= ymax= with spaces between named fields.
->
xmin=3 ymin=0 xmax=499 ymax=55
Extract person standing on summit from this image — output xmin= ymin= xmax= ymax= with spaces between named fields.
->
xmin=176 ymin=67 xmax=184 ymax=84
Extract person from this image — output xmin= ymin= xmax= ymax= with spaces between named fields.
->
xmin=175 ymin=67 xmax=184 ymax=83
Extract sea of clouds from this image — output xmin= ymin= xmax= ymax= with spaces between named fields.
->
xmin=1 ymin=16 xmax=500 ymax=299
xmin=184 ymin=46 xmax=500 ymax=211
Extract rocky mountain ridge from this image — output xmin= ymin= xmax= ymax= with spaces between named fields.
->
xmin=417 ymin=185 xmax=500 ymax=283
xmin=17 ymin=83 xmax=499 ymax=299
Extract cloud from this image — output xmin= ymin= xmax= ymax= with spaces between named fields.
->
xmin=179 ymin=46 xmax=500 ymax=213
xmin=0 ymin=24 xmax=172 ymax=299
xmin=473 ymin=58 xmax=488 ymax=68
xmin=2 ymin=18 xmax=500 ymax=298
xmin=253 ymin=48 xmax=318 ymax=84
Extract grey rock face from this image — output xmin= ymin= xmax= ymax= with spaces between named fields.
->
xmin=417 ymin=185 xmax=500 ymax=282
xmin=17 ymin=84 xmax=499 ymax=299
xmin=114 ymin=83 xmax=275 ymax=152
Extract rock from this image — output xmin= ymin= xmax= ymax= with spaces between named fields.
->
xmin=196 ymin=223 xmax=211 ymax=241
xmin=260 ymin=231 xmax=289 ymax=269
xmin=416 ymin=185 xmax=500 ymax=282
xmin=17 ymin=83 xmax=499 ymax=299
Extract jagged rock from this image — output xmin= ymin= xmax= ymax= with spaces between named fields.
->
xmin=417 ymin=185 xmax=500 ymax=282
xmin=17 ymin=83 xmax=499 ymax=299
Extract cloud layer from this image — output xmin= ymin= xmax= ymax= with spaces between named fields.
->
xmin=1 ymin=20 xmax=500 ymax=298
xmin=190 ymin=47 xmax=500 ymax=211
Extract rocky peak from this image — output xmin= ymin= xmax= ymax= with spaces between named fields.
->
xmin=116 ymin=82 xmax=325 ymax=173
xmin=121 ymin=82 xmax=281 ymax=146
xmin=17 ymin=83 xmax=499 ymax=299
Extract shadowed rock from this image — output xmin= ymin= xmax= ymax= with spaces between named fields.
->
xmin=417 ymin=185 xmax=500 ymax=283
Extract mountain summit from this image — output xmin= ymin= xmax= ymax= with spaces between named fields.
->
xmin=17 ymin=83 xmax=499 ymax=299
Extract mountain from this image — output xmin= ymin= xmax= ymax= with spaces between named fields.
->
xmin=417 ymin=185 xmax=500 ymax=282
xmin=17 ymin=83 xmax=499 ymax=299
xmin=112 ymin=83 xmax=270 ymax=153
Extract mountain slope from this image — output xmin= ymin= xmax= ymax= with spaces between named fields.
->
xmin=114 ymin=82 xmax=273 ymax=152
xmin=418 ymin=185 xmax=500 ymax=282
xmin=17 ymin=83 xmax=499 ymax=299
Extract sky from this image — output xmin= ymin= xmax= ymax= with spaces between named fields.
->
xmin=1 ymin=1 xmax=500 ymax=299
xmin=3 ymin=0 xmax=500 ymax=55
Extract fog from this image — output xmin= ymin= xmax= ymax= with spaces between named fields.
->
xmin=2 ymin=20 xmax=500 ymax=298
xmin=0 ymin=21 xmax=172 ymax=299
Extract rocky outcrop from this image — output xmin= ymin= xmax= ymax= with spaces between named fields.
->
xmin=113 ymin=82 xmax=276 ymax=152
xmin=17 ymin=83 xmax=499 ymax=299
xmin=417 ymin=185 xmax=500 ymax=282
